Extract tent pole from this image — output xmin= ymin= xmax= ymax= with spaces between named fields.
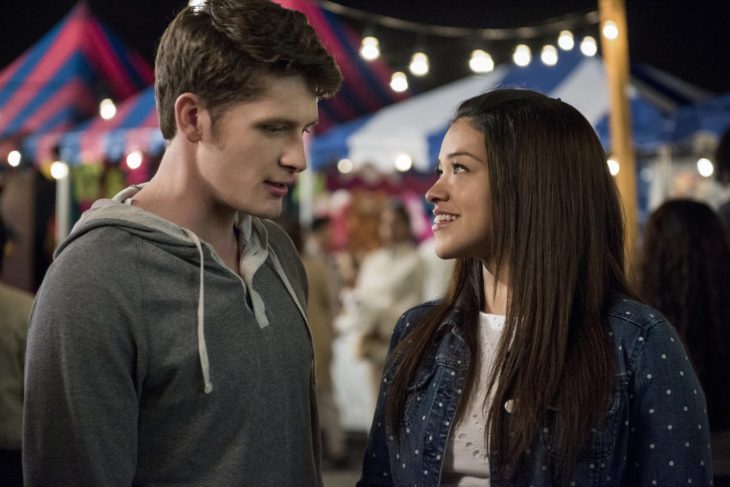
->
xmin=599 ymin=0 xmax=639 ymax=278
xmin=55 ymin=173 xmax=71 ymax=246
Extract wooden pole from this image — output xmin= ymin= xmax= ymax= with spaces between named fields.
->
xmin=599 ymin=0 xmax=638 ymax=278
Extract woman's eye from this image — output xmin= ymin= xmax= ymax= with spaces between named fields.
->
xmin=453 ymin=164 xmax=466 ymax=174
xmin=434 ymin=167 xmax=443 ymax=176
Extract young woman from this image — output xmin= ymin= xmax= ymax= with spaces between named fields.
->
xmin=639 ymin=199 xmax=730 ymax=486
xmin=358 ymin=89 xmax=713 ymax=486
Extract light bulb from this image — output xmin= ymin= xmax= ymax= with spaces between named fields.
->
xmin=580 ymin=36 xmax=598 ymax=57
xmin=99 ymin=98 xmax=116 ymax=120
xmin=697 ymin=157 xmax=714 ymax=177
xmin=469 ymin=49 xmax=494 ymax=73
xmin=513 ymin=44 xmax=531 ymax=67
xmin=541 ymin=45 xmax=558 ymax=66
xmin=359 ymin=36 xmax=380 ymax=61
xmin=337 ymin=158 xmax=353 ymax=174
xmin=394 ymin=153 xmax=412 ymax=172
xmin=126 ymin=150 xmax=143 ymax=170
xmin=409 ymin=52 xmax=429 ymax=77
xmin=50 ymin=161 xmax=69 ymax=179
xmin=602 ymin=20 xmax=619 ymax=40
xmin=390 ymin=72 xmax=408 ymax=93
xmin=7 ymin=150 xmax=21 ymax=167
xmin=607 ymin=157 xmax=620 ymax=176
xmin=558 ymin=30 xmax=574 ymax=51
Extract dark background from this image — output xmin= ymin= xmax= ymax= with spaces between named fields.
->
xmin=1 ymin=0 xmax=728 ymax=95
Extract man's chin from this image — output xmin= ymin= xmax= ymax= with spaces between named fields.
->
xmin=244 ymin=206 xmax=283 ymax=220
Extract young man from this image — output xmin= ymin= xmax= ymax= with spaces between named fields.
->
xmin=23 ymin=1 xmax=341 ymax=485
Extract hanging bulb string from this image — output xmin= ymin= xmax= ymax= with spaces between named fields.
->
xmin=320 ymin=0 xmax=599 ymax=41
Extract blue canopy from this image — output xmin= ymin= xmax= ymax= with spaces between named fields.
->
xmin=670 ymin=92 xmax=730 ymax=145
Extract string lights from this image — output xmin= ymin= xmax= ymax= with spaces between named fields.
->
xmin=389 ymin=71 xmax=409 ymax=92
xmin=321 ymin=1 xmax=603 ymax=92
xmin=359 ymin=36 xmax=380 ymax=61
xmin=580 ymin=35 xmax=598 ymax=56
xmin=558 ymin=30 xmax=575 ymax=50
xmin=513 ymin=44 xmax=532 ymax=67
xmin=409 ymin=52 xmax=430 ymax=77
xmin=469 ymin=49 xmax=494 ymax=73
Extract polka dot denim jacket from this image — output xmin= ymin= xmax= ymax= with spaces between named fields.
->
xmin=358 ymin=298 xmax=714 ymax=486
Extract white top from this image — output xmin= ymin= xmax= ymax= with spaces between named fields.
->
xmin=441 ymin=312 xmax=505 ymax=487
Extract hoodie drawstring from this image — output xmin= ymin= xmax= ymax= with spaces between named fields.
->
xmin=182 ymin=228 xmax=213 ymax=394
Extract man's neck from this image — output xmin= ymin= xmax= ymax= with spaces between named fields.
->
xmin=131 ymin=144 xmax=242 ymax=274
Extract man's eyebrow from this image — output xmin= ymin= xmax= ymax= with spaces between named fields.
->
xmin=254 ymin=118 xmax=320 ymax=130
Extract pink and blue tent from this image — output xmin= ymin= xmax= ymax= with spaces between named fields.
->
xmin=30 ymin=85 xmax=162 ymax=165
xmin=0 ymin=2 xmax=153 ymax=159
xmin=274 ymin=0 xmax=407 ymax=133
xmin=24 ymin=0 xmax=404 ymax=165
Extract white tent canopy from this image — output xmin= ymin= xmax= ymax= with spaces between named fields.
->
xmin=310 ymin=50 xmax=706 ymax=173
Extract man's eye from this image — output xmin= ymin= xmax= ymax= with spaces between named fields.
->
xmin=263 ymin=125 xmax=285 ymax=134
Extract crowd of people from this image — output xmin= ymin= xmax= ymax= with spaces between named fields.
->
xmin=0 ymin=0 xmax=728 ymax=485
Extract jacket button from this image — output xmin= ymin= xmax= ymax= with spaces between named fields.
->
xmin=504 ymin=399 xmax=514 ymax=413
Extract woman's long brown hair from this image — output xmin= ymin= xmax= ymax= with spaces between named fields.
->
xmin=386 ymin=89 xmax=632 ymax=481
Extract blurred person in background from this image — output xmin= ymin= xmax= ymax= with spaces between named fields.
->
xmin=639 ymin=198 xmax=730 ymax=486
xmin=359 ymin=89 xmax=712 ymax=486
xmin=337 ymin=198 xmax=425 ymax=394
xmin=287 ymin=218 xmax=348 ymax=468
xmin=0 ymin=215 xmax=34 ymax=487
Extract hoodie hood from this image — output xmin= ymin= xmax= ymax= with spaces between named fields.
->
xmin=57 ymin=185 xmax=306 ymax=394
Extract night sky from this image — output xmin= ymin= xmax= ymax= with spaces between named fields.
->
xmin=1 ymin=0 xmax=729 ymax=94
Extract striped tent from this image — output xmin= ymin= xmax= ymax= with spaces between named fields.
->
xmin=21 ymin=0 xmax=403 ymax=165
xmin=0 ymin=2 xmax=153 ymax=160
xmin=274 ymin=0 xmax=407 ymax=133
xmin=29 ymin=85 xmax=162 ymax=165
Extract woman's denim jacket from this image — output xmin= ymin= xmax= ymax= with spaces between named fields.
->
xmin=358 ymin=298 xmax=714 ymax=486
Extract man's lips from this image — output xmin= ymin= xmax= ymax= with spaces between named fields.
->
xmin=265 ymin=181 xmax=290 ymax=197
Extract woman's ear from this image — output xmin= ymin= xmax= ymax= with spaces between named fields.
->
xmin=174 ymin=93 xmax=207 ymax=143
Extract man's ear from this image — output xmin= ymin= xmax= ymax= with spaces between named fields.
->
xmin=174 ymin=93 xmax=208 ymax=143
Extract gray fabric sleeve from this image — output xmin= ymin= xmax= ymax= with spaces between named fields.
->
xmin=23 ymin=229 xmax=144 ymax=486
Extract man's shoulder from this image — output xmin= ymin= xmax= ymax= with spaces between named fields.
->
xmin=45 ymin=226 xmax=145 ymax=295
xmin=55 ymin=225 xmax=138 ymax=265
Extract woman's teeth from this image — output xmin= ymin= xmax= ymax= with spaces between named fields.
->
xmin=435 ymin=214 xmax=459 ymax=223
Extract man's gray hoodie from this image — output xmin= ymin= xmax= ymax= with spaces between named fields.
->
xmin=23 ymin=186 xmax=322 ymax=486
